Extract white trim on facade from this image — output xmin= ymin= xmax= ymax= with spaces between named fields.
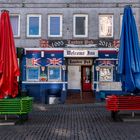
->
xmin=73 ymin=14 xmax=88 ymax=38
xmin=48 ymin=14 xmax=63 ymax=37
xmin=22 ymin=81 xmax=68 ymax=84
xmin=27 ymin=14 xmax=41 ymax=37
xmin=24 ymin=48 xmax=64 ymax=51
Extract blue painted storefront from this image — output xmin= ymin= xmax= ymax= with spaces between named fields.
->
xmin=21 ymin=48 xmax=122 ymax=103
xmin=94 ymin=50 xmax=122 ymax=101
xmin=21 ymin=48 xmax=67 ymax=104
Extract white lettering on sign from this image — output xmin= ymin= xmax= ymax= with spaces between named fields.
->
xmin=64 ymin=50 xmax=98 ymax=57
xmin=68 ymin=59 xmax=93 ymax=65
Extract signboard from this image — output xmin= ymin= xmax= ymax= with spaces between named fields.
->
xmin=98 ymin=39 xmax=114 ymax=48
xmin=99 ymin=82 xmax=122 ymax=91
xmin=64 ymin=49 xmax=98 ymax=57
xmin=39 ymin=39 xmax=120 ymax=48
xmin=68 ymin=59 xmax=93 ymax=65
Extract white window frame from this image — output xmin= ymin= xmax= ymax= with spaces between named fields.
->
xmin=48 ymin=66 xmax=61 ymax=81
xmin=27 ymin=14 xmax=41 ymax=37
xmin=99 ymin=66 xmax=113 ymax=82
xmin=73 ymin=14 xmax=88 ymax=38
xmin=99 ymin=15 xmax=113 ymax=38
xmin=10 ymin=14 xmax=20 ymax=37
xmin=48 ymin=15 xmax=63 ymax=37
xmin=26 ymin=66 xmax=40 ymax=81
xmin=120 ymin=14 xmax=123 ymax=36
xmin=120 ymin=14 xmax=135 ymax=36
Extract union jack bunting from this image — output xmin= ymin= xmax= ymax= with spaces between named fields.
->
xmin=47 ymin=58 xmax=62 ymax=65
xmin=26 ymin=58 xmax=41 ymax=67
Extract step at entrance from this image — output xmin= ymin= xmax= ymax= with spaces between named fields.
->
xmin=66 ymin=92 xmax=95 ymax=104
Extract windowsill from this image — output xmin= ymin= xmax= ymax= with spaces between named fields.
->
xmin=22 ymin=81 xmax=68 ymax=84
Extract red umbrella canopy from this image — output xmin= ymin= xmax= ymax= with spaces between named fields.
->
xmin=0 ymin=10 xmax=20 ymax=98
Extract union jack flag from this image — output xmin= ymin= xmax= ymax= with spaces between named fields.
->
xmin=32 ymin=58 xmax=41 ymax=66
xmin=47 ymin=58 xmax=62 ymax=65
xmin=113 ymin=40 xmax=120 ymax=49
xmin=26 ymin=58 xmax=40 ymax=67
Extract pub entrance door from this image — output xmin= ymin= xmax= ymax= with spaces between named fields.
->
xmin=81 ymin=66 xmax=92 ymax=92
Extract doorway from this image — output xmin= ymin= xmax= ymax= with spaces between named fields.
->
xmin=81 ymin=66 xmax=92 ymax=92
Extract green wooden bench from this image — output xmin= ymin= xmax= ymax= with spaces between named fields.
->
xmin=0 ymin=96 xmax=33 ymax=122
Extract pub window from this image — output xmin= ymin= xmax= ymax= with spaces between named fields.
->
xmin=10 ymin=14 xmax=20 ymax=37
xmin=48 ymin=66 xmax=61 ymax=81
xmin=48 ymin=15 xmax=62 ymax=37
xmin=99 ymin=67 xmax=113 ymax=81
xmin=73 ymin=14 xmax=88 ymax=37
xmin=120 ymin=14 xmax=123 ymax=36
xmin=26 ymin=67 xmax=40 ymax=81
xmin=99 ymin=15 xmax=113 ymax=38
xmin=27 ymin=14 xmax=41 ymax=37
xmin=120 ymin=14 xmax=135 ymax=36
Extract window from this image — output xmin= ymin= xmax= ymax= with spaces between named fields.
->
xmin=27 ymin=14 xmax=41 ymax=37
xmin=48 ymin=15 xmax=62 ymax=37
xmin=120 ymin=14 xmax=135 ymax=36
xmin=73 ymin=14 xmax=88 ymax=37
xmin=10 ymin=14 xmax=20 ymax=37
xmin=120 ymin=14 xmax=123 ymax=36
xmin=99 ymin=15 xmax=113 ymax=38
xmin=99 ymin=67 xmax=113 ymax=81
xmin=26 ymin=67 xmax=40 ymax=81
xmin=48 ymin=66 xmax=61 ymax=81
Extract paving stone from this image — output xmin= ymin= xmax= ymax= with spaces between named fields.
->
xmin=0 ymin=103 xmax=140 ymax=140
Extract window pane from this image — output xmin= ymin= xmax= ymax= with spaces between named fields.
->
xmin=48 ymin=66 xmax=61 ymax=81
xmin=75 ymin=17 xmax=85 ymax=35
xmin=120 ymin=15 xmax=123 ymax=35
xmin=10 ymin=16 xmax=19 ymax=36
xmin=99 ymin=15 xmax=113 ymax=37
xmin=29 ymin=17 xmax=39 ymax=35
xmin=99 ymin=67 xmax=113 ymax=81
xmin=50 ymin=17 xmax=60 ymax=35
xmin=27 ymin=67 xmax=40 ymax=81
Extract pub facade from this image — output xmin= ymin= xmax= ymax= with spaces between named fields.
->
xmin=1 ymin=0 xmax=140 ymax=103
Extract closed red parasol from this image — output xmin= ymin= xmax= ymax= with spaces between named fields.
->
xmin=0 ymin=10 xmax=20 ymax=98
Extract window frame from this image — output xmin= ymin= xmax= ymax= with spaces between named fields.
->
xmin=120 ymin=14 xmax=123 ymax=36
xmin=48 ymin=66 xmax=61 ymax=81
xmin=99 ymin=66 xmax=113 ymax=82
xmin=10 ymin=14 xmax=20 ymax=37
xmin=27 ymin=14 xmax=41 ymax=37
xmin=73 ymin=14 xmax=88 ymax=38
xmin=48 ymin=14 xmax=63 ymax=37
xmin=99 ymin=14 xmax=113 ymax=38
xmin=26 ymin=66 xmax=40 ymax=81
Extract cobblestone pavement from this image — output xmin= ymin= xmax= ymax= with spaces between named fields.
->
xmin=0 ymin=103 xmax=140 ymax=140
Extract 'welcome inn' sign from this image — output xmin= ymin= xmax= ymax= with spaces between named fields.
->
xmin=64 ymin=49 xmax=98 ymax=57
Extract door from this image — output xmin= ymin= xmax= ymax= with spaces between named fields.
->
xmin=82 ymin=66 xmax=92 ymax=92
